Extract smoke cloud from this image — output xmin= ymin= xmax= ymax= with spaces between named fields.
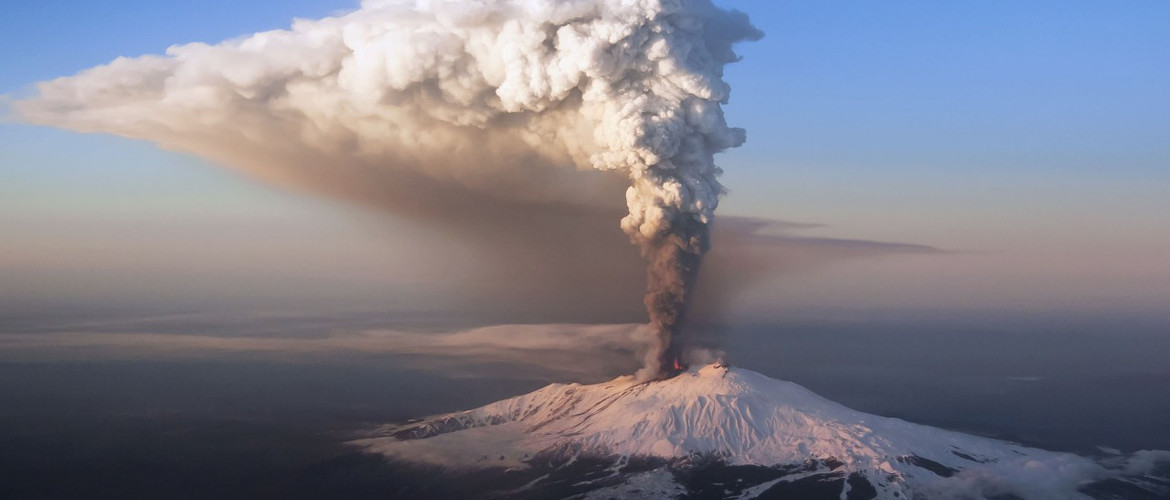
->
xmin=16 ymin=0 xmax=761 ymax=379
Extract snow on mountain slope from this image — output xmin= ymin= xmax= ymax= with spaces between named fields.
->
xmin=355 ymin=363 xmax=1170 ymax=499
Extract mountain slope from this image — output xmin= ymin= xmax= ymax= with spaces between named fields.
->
xmin=355 ymin=363 xmax=1169 ymax=499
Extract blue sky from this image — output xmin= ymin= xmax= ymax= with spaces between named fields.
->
xmin=726 ymin=1 xmax=1169 ymax=174
xmin=2 ymin=1 xmax=1168 ymax=318
xmin=717 ymin=0 xmax=1170 ymax=253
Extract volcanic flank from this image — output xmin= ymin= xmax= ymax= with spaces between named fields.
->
xmin=356 ymin=363 xmax=1170 ymax=500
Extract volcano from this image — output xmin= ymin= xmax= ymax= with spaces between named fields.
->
xmin=355 ymin=364 xmax=1169 ymax=499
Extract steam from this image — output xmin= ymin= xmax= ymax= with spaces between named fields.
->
xmin=15 ymin=0 xmax=761 ymax=380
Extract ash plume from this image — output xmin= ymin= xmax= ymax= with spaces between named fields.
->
xmin=14 ymin=0 xmax=761 ymax=380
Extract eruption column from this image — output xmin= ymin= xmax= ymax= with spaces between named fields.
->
xmin=15 ymin=0 xmax=761 ymax=380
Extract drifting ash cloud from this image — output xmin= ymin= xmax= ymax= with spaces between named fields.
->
xmin=0 ymin=219 xmax=941 ymax=379
xmin=15 ymin=0 xmax=761 ymax=380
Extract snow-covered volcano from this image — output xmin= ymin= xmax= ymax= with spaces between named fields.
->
xmin=355 ymin=364 xmax=1168 ymax=499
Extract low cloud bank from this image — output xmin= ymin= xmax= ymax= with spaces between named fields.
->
xmin=0 ymin=323 xmax=649 ymax=380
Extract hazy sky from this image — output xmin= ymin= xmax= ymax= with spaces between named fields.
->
xmin=2 ymin=0 xmax=1168 ymax=320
